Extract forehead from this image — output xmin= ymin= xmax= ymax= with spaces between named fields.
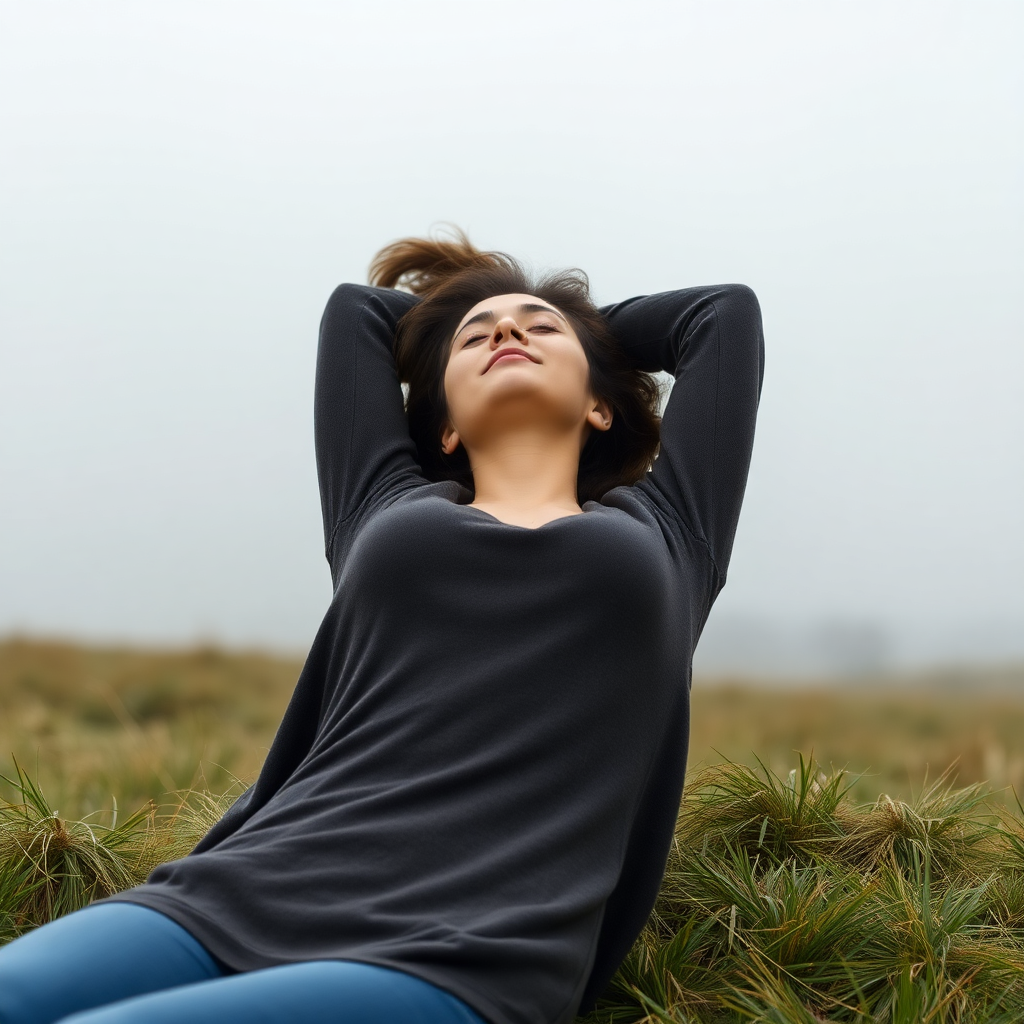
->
xmin=454 ymin=293 xmax=563 ymax=333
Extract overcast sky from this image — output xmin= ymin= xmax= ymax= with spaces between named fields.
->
xmin=1 ymin=2 xmax=1021 ymax=671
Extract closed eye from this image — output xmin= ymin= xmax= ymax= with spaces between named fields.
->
xmin=462 ymin=321 xmax=560 ymax=347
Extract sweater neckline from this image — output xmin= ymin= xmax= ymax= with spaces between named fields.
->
xmin=458 ymin=503 xmax=587 ymax=531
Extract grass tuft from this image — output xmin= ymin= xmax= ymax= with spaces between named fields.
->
xmin=0 ymin=758 xmax=236 ymax=942
xmin=839 ymin=769 xmax=999 ymax=879
xmin=675 ymin=755 xmax=856 ymax=866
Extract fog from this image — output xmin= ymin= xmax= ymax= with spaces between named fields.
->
xmin=2 ymin=2 xmax=1021 ymax=674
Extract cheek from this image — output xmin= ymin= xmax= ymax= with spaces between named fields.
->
xmin=562 ymin=344 xmax=593 ymax=396
xmin=443 ymin=356 xmax=473 ymax=419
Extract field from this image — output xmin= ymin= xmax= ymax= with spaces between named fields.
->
xmin=3 ymin=637 xmax=1023 ymax=818
xmin=4 ymin=637 xmax=1024 ymax=1022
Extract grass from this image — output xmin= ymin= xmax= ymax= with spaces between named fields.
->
xmin=0 ymin=757 xmax=237 ymax=944
xmin=686 ymin=669 xmax=1024 ymax=806
xmin=0 ymin=636 xmax=297 ymax=817
xmin=579 ymin=758 xmax=1024 ymax=1023
xmin=5 ymin=637 xmax=1024 ymax=818
xmin=3 ymin=755 xmax=1024 ymax=1021
xmin=3 ymin=637 xmax=1024 ymax=1020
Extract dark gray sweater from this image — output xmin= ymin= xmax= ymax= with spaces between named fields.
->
xmin=101 ymin=282 xmax=764 ymax=1024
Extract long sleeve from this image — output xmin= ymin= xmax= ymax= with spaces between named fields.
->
xmin=315 ymin=283 xmax=422 ymax=578
xmin=188 ymin=285 xmax=424 ymax=855
xmin=600 ymin=285 xmax=765 ymax=584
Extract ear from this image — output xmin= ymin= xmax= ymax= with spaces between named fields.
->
xmin=585 ymin=398 xmax=613 ymax=433
xmin=441 ymin=424 xmax=461 ymax=455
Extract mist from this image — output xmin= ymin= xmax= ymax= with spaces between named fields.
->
xmin=2 ymin=2 xmax=1021 ymax=674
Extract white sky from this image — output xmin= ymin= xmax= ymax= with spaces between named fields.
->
xmin=1 ymin=1 xmax=1021 ymax=667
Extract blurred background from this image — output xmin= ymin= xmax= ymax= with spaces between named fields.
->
xmin=1 ymin=2 xmax=1021 ymax=813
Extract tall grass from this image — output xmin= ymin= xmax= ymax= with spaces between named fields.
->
xmin=5 ymin=639 xmax=1024 ymax=1020
xmin=5 ymin=639 xmax=1024 ymax=817
xmin=0 ymin=758 xmax=236 ymax=944
xmin=3 ymin=756 xmax=1024 ymax=1021
xmin=580 ymin=757 xmax=1024 ymax=1023
xmin=0 ymin=637 xmax=297 ymax=818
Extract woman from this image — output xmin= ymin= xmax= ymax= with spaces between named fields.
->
xmin=0 ymin=233 xmax=764 ymax=1024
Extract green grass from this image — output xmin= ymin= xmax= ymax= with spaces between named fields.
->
xmin=0 ymin=757 xmax=237 ymax=944
xmin=3 ymin=755 xmax=1024 ymax=1021
xmin=578 ymin=757 xmax=1024 ymax=1023
xmin=4 ymin=638 xmax=1024 ymax=1020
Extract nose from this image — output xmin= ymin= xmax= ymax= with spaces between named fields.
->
xmin=491 ymin=317 xmax=527 ymax=346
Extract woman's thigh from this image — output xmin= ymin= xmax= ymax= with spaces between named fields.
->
xmin=0 ymin=902 xmax=223 ymax=1024
xmin=60 ymin=960 xmax=488 ymax=1024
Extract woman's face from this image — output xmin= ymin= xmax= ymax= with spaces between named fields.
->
xmin=442 ymin=294 xmax=608 ymax=454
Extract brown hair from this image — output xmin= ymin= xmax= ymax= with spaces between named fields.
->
xmin=369 ymin=229 xmax=662 ymax=504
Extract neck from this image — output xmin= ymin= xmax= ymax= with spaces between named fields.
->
xmin=466 ymin=427 xmax=584 ymax=526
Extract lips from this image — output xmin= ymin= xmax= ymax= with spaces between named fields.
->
xmin=485 ymin=348 xmax=539 ymax=372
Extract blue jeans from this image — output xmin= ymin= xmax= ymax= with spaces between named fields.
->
xmin=0 ymin=903 xmax=487 ymax=1024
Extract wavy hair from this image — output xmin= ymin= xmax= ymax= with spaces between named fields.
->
xmin=369 ymin=229 xmax=662 ymax=504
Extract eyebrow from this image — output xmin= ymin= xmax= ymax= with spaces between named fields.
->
xmin=455 ymin=303 xmax=567 ymax=336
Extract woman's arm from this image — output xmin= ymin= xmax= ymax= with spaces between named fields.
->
xmin=600 ymin=285 xmax=764 ymax=583
xmin=185 ymin=287 xmax=425 ymax=855
xmin=314 ymin=284 xmax=422 ymax=577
